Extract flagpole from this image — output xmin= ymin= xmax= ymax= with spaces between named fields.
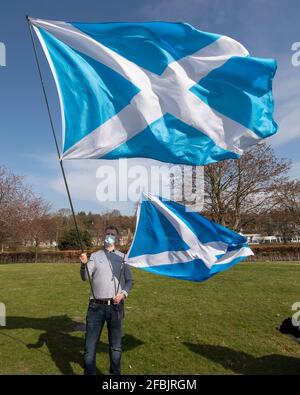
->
xmin=26 ymin=16 xmax=96 ymax=300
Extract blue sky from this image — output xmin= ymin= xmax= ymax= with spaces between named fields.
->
xmin=0 ymin=0 xmax=299 ymax=214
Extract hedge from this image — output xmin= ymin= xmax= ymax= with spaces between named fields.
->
xmin=248 ymin=244 xmax=300 ymax=261
xmin=0 ymin=244 xmax=300 ymax=263
xmin=0 ymin=245 xmax=128 ymax=264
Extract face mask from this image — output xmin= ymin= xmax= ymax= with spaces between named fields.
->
xmin=105 ymin=234 xmax=116 ymax=246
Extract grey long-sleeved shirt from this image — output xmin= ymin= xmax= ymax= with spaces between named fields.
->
xmin=80 ymin=249 xmax=133 ymax=299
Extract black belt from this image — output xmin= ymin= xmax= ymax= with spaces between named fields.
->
xmin=90 ymin=298 xmax=114 ymax=305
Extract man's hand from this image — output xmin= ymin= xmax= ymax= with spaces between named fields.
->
xmin=113 ymin=293 xmax=124 ymax=304
xmin=80 ymin=253 xmax=88 ymax=265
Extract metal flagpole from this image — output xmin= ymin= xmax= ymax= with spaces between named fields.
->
xmin=26 ymin=16 xmax=96 ymax=300
xmin=116 ymin=243 xmax=130 ymax=297
xmin=116 ymin=217 xmax=136 ymax=296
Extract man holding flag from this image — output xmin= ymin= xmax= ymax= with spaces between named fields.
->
xmin=79 ymin=194 xmax=253 ymax=375
xmin=79 ymin=225 xmax=133 ymax=375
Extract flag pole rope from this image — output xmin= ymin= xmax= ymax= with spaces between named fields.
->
xmin=26 ymin=16 xmax=96 ymax=300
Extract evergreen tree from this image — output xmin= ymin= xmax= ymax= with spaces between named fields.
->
xmin=58 ymin=228 xmax=92 ymax=250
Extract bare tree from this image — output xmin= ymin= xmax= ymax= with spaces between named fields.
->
xmin=0 ymin=166 xmax=36 ymax=251
xmin=204 ymin=143 xmax=291 ymax=230
xmin=23 ymin=197 xmax=51 ymax=262
xmin=274 ymin=180 xmax=300 ymax=215
xmin=0 ymin=166 xmax=54 ymax=255
xmin=271 ymin=180 xmax=300 ymax=242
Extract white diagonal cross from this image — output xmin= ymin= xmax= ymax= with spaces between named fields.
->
xmin=32 ymin=18 xmax=260 ymax=159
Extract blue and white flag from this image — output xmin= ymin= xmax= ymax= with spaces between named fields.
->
xmin=126 ymin=192 xmax=253 ymax=282
xmin=30 ymin=18 xmax=277 ymax=165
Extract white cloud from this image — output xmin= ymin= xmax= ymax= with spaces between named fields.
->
xmin=270 ymin=57 xmax=300 ymax=147
xmin=271 ymin=106 xmax=300 ymax=147
xmin=29 ymin=154 xmax=183 ymax=213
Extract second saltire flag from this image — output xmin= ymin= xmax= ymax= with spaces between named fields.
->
xmin=126 ymin=192 xmax=253 ymax=282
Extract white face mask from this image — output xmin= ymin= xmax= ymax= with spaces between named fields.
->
xmin=105 ymin=234 xmax=116 ymax=246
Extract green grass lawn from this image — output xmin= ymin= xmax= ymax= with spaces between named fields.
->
xmin=0 ymin=261 xmax=299 ymax=375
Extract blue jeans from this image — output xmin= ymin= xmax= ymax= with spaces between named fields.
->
xmin=83 ymin=300 xmax=124 ymax=375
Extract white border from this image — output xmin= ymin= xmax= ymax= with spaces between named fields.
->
xmin=32 ymin=24 xmax=66 ymax=156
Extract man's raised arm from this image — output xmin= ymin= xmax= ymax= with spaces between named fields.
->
xmin=79 ymin=252 xmax=95 ymax=281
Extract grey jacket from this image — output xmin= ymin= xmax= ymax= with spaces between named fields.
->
xmin=80 ymin=249 xmax=133 ymax=299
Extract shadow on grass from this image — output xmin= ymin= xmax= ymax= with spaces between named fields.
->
xmin=183 ymin=342 xmax=300 ymax=374
xmin=0 ymin=315 xmax=143 ymax=375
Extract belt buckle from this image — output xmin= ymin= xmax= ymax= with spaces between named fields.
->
xmin=107 ymin=300 xmax=111 ymax=306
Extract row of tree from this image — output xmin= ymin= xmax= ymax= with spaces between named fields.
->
xmin=0 ymin=166 xmax=136 ymax=256
xmin=1 ymin=143 xmax=299 ymax=254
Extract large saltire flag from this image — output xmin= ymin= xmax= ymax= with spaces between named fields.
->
xmin=30 ymin=18 xmax=277 ymax=165
xmin=126 ymin=192 xmax=253 ymax=282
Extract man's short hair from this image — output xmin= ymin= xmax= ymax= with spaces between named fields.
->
xmin=105 ymin=225 xmax=119 ymax=235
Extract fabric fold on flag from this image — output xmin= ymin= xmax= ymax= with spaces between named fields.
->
xmin=125 ymin=192 xmax=253 ymax=282
xmin=30 ymin=18 xmax=277 ymax=165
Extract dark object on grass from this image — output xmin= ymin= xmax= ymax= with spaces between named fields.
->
xmin=278 ymin=317 xmax=300 ymax=338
